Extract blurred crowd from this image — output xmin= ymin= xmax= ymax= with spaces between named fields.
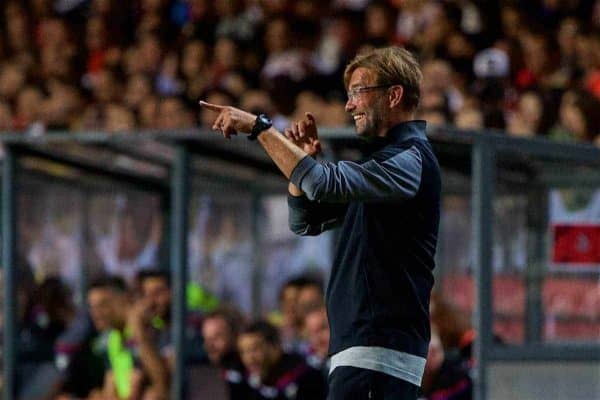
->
xmin=0 ymin=0 xmax=599 ymax=145
xmin=5 ymin=267 xmax=475 ymax=400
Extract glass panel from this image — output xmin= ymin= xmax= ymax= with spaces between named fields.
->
xmin=433 ymin=192 xmax=474 ymax=353
xmin=260 ymin=194 xmax=333 ymax=315
xmin=188 ymin=187 xmax=253 ymax=315
xmin=18 ymin=181 xmax=84 ymax=292
xmin=492 ymin=194 xmax=527 ymax=344
xmin=488 ymin=362 xmax=600 ymax=400
xmin=87 ymin=191 xmax=163 ymax=284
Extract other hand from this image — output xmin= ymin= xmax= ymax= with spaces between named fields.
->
xmin=284 ymin=112 xmax=322 ymax=157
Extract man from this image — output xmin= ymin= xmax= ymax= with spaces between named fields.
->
xmin=268 ymin=276 xmax=319 ymax=353
xmin=237 ymin=321 xmax=327 ymax=400
xmin=53 ymin=305 xmax=104 ymax=399
xmin=302 ymin=305 xmax=330 ymax=379
xmin=202 ymin=307 xmax=244 ymax=368
xmin=296 ymin=276 xmax=325 ymax=319
xmin=136 ymin=269 xmax=212 ymax=369
xmin=420 ymin=328 xmax=472 ymax=400
xmin=200 ymin=46 xmax=441 ymax=399
xmin=202 ymin=307 xmax=248 ymax=399
xmin=86 ymin=275 xmax=169 ymax=400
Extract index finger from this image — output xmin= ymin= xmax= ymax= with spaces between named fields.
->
xmin=199 ymin=100 xmax=226 ymax=111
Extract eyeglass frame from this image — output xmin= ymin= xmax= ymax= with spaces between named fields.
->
xmin=345 ymin=84 xmax=398 ymax=100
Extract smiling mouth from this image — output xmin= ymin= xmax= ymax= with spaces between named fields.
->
xmin=353 ymin=113 xmax=366 ymax=122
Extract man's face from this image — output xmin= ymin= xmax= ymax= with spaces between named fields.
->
xmin=298 ymin=285 xmax=323 ymax=315
xmin=280 ymin=285 xmax=299 ymax=327
xmin=345 ymin=67 xmax=390 ymax=138
xmin=304 ymin=308 xmax=330 ymax=359
xmin=87 ymin=288 xmax=124 ymax=331
xmin=425 ymin=331 xmax=444 ymax=375
xmin=237 ymin=333 xmax=278 ymax=378
xmin=141 ymin=277 xmax=171 ymax=319
xmin=202 ymin=317 xmax=233 ymax=365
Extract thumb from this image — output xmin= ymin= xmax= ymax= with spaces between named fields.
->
xmin=305 ymin=112 xmax=316 ymax=124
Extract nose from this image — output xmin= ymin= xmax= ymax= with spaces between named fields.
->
xmin=345 ymin=97 xmax=355 ymax=113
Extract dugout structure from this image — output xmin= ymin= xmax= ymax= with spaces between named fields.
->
xmin=1 ymin=127 xmax=599 ymax=399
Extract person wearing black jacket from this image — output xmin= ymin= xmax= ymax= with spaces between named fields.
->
xmin=200 ymin=45 xmax=440 ymax=400
xmin=237 ymin=321 xmax=327 ymax=400
xmin=202 ymin=307 xmax=249 ymax=399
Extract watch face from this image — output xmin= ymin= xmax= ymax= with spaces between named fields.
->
xmin=259 ymin=115 xmax=272 ymax=126
xmin=249 ymin=114 xmax=272 ymax=140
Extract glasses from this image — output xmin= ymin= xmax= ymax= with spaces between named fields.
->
xmin=346 ymin=84 xmax=394 ymax=100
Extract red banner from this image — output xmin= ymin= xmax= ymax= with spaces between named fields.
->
xmin=552 ymin=224 xmax=600 ymax=265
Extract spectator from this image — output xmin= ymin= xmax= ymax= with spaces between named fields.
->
xmin=157 ymin=96 xmax=194 ymax=129
xmin=430 ymin=292 xmax=474 ymax=366
xmin=202 ymin=306 xmax=248 ymax=399
xmin=124 ymin=73 xmax=153 ymax=111
xmin=302 ymin=305 xmax=330 ymax=378
xmin=17 ymin=277 xmax=76 ymax=397
xmin=53 ymin=311 xmax=105 ymax=399
xmin=202 ymin=307 xmax=244 ymax=368
xmin=296 ymin=276 xmax=325 ymax=320
xmin=42 ymin=81 xmax=83 ymax=130
xmin=507 ymin=91 xmax=545 ymax=138
xmin=268 ymin=277 xmax=303 ymax=353
xmin=138 ymin=95 xmax=160 ymax=129
xmin=105 ymin=103 xmax=136 ymax=133
xmin=5 ymin=3 xmax=33 ymax=59
xmin=0 ymin=100 xmax=13 ymax=131
xmin=14 ymin=85 xmax=44 ymax=130
xmin=550 ymin=90 xmax=600 ymax=142
xmin=237 ymin=320 xmax=327 ymax=400
xmin=86 ymin=275 xmax=170 ymax=399
xmin=364 ymin=1 xmax=397 ymax=44
xmin=135 ymin=269 xmax=206 ymax=368
xmin=93 ymin=205 xmax=162 ymax=282
xmin=0 ymin=62 xmax=27 ymax=103
xmin=180 ymin=39 xmax=210 ymax=103
xmin=214 ymin=0 xmax=258 ymax=43
xmin=454 ymin=106 xmax=484 ymax=130
xmin=156 ymin=51 xmax=183 ymax=96
xmin=420 ymin=328 xmax=472 ymax=400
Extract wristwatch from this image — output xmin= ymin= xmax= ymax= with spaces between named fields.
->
xmin=248 ymin=114 xmax=272 ymax=141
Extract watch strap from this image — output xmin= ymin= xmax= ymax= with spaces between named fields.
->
xmin=248 ymin=114 xmax=272 ymax=141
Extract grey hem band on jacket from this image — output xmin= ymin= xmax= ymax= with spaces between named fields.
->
xmin=328 ymin=346 xmax=426 ymax=387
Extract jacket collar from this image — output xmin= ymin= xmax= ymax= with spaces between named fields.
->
xmin=385 ymin=120 xmax=428 ymax=143
xmin=361 ymin=120 xmax=427 ymax=153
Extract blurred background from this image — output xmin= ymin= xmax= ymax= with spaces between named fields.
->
xmin=0 ymin=0 xmax=599 ymax=399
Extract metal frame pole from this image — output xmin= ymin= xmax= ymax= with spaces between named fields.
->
xmin=2 ymin=146 xmax=18 ymax=399
xmin=525 ymin=186 xmax=546 ymax=343
xmin=170 ymin=145 xmax=189 ymax=400
xmin=472 ymin=138 xmax=495 ymax=400
xmin=250 ymin=188 xmax=263 ymax=319
xmin=78 ymin=191 xmax=91 ymax=308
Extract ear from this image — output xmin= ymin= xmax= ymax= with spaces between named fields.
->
xmin=389 ymin=85 xmax=404 ymax=109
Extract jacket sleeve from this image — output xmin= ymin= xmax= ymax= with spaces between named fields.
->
xmin=290 ymin=146 xmax=423 ymax=203
xmin=288 ymin=194 xmax=348 ymax=236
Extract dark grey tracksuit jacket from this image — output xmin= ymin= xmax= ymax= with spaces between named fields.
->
xmin=287 ymin=120 xmax=441 ymax=387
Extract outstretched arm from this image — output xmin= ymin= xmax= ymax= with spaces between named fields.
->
xmin=199 ymin=101 xmax=313 ymax=180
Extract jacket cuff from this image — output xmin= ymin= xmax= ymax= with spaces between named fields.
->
xmin=287 ymin=192 xmax=311 ymax=208
xmin=290 ymin=156 xmax=318 ymax=188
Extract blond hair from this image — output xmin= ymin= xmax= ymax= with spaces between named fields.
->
xmin=344 ymin=47 xmax=422 ymax=112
